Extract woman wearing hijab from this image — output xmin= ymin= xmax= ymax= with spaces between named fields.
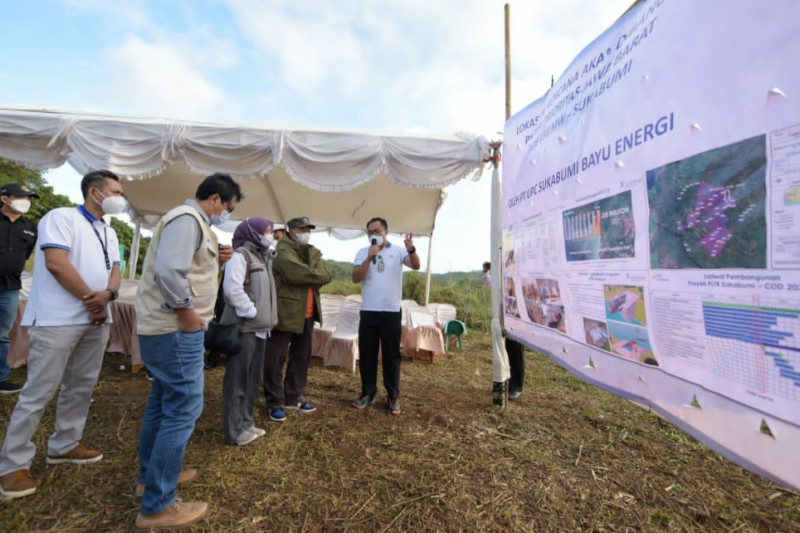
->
xmin=221 ymin=217 xmax=278 ymax=445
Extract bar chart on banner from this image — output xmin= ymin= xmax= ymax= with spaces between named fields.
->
xmin=702 ymin=299 xmax=800 ymax=404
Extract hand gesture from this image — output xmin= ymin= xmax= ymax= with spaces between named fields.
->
xmin=218 ymin=244 xmax=233 ymax=266
xmin=404 ymin=234 xmax=414 ymax=252
xmin=368 ymin=243 xmax=381 ymax=260
xmin=83 ymin=290 xmax=110 ymax=314
xmin=176 ymin=308 xmax=205 ymax=332
xmin=89 ymin=307 xmax=108 ymax=325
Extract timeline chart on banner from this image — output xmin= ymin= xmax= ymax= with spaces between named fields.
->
xmin=702 ymin=300 xmax=800 ymax=401
xmin=651 ymin=288 xmax=800 ymax=424
xmin=769 ymin=123 xmax=800 ymax=268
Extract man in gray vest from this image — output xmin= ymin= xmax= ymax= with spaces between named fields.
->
xmin=134 ymin=173 xmax=241 ymax=531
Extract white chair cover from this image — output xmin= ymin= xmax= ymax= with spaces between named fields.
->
xmin=321 ymin=301 xmax=361 ymax=373
xmin=404 ymin=307 xmax=445 ymax=360
xmin=312 ymin=294 xmax=346 ymax=357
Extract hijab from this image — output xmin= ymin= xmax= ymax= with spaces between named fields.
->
xmin=232 ymin=217 xmax=273 ymax=255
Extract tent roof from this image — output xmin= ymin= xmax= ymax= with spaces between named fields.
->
xmin=0 ymin=107 xmax=489 ymax=236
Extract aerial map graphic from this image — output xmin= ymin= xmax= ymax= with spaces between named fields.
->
xmin=647 ymin=135 xmax=767 ymax=269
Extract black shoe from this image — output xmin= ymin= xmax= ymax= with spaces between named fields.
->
xmin=508 ymin=390 xmax=522 ymax=401
xmin=204 ymin=351 xmax=222 ymax=370
xmin=0 ymin=380 xmax=23 ymax=394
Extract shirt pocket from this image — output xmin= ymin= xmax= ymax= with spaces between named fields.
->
xmin=11 ymin=229 xmax=36 ymax=253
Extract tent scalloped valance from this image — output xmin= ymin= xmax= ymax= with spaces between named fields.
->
xmin=0 ymin=107 xmax=489 ymax=236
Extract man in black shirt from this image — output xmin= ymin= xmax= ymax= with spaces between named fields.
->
xmin=0 ymin=183 xmax=38 ymax=394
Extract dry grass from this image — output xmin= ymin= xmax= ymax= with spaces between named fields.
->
xmin=1 ymin=330 xmax=799 ymax=532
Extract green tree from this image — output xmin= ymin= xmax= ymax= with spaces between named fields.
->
xmin=1 ymin=157 xmax=149 ymax=276
xmin=0 ymin=158 xmax=75 ymax=222
xmin=109 ymin=218 xmax=150 ymax=277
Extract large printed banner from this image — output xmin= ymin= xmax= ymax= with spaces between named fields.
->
xmin=502 ymin=0 xmax=800 ymax=490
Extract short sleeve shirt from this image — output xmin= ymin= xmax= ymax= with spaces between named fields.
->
xmin=0 ymin=212 xmax=37 ymax=290
xmin=354 ymin=242 xmax=408 ymax=312
xmin=21 ymin=206 xmax=120 ymax=326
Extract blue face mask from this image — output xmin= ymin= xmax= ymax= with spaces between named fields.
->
xmin=210 ymin=209 xmax=230 ymax=226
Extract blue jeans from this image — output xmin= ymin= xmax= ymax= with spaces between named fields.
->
xmin=137 ymin=330 xmax=204 ymax=515
xmin=0 ymin=288 xmax=20 ymax=382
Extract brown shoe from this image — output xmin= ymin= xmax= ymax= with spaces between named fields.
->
xmin=135 ymin=468 xmax=198 ymax=498
xmin=46 ymin=443 xmax=103 ymax=465
xmin=135 ymin=498 xmax=208 ymax=531
xmin=0 ymin=469 xmax=37 ymax=499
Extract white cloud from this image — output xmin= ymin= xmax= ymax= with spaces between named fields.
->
xmin=100 ymin=35 xmax=229 ymax=120
xmin=223 ymin=0 xmax=632 ymax=138
xmin=8 ymin=0 xmax=638 ymax=272
xmin=65 ymin=0 xmax=150 ymax=29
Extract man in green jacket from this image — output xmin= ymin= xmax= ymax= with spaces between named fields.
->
xmin=263 ymin=216 xmax=331 ymax=422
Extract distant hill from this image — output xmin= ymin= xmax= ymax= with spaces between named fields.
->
xmin=321 ymin=259 xmax=491 ymax=330
xmin=322 ymin=259 xmax=482 ymax=285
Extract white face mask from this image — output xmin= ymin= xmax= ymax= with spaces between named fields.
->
xmin=94 ymin=189 xmax=128 ymax=215
xmin=261 ymin=234 xmax=274 ymax=248
xmin=369 ymin=235 xmax=385 ymax=247
xmin=9 ymin=199 xmax=31 ymax=214
xmin=294 ymin=231 xmax=310 ymax=245
xmin=101 ymin=196 xmax=128 ymax=215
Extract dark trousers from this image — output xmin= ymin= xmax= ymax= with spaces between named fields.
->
xmin=506 ymin=338 xmax=525 ymax=393
xmin=358 ymin=310 xmax=402 ymax=401
xmin=263 ymin=318 xmax=314 ymax=409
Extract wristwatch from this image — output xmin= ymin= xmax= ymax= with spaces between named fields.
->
xmin=107 ymin=288 xmax=119 ymax=301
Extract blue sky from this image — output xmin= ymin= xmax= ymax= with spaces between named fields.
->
xmin=0 ymin=0 xmax=633 ymax=272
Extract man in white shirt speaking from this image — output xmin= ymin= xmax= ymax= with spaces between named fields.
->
xmin=351 ymin=217 xmax=420 ymax=415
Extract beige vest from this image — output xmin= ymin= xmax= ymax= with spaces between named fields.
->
xmin=136 ymin=205 xmax=219 ymax=335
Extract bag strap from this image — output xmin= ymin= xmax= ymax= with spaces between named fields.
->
xmin=238 ymin=251 xmax=253 ymax=326
xmin=243 ymin=253 xmax=252 ymax=295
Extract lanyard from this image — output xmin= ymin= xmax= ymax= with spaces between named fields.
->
xmin=78 ymin=206 xmax=110 ymax=271
xmin=90 ymin=222 xmax=111 ymax=272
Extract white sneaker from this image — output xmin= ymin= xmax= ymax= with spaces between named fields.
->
xmin=235 ymin=430 xmax=260 ymax=446
xmin=247 ymin=426 xmax=266 ymax=437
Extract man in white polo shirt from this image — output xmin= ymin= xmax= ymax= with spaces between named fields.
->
xmin=351 ymin=217 xmax=420 ymax=415
xmin=0 ymin=170 xmax=126 ymax=499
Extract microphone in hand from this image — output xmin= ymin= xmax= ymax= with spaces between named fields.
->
xmin=371 ymin=238 xmax=377 ymax=264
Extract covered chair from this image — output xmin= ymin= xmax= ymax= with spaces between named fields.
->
xmin=321 ymin=301 xmax=361 ymax=374
xmin=400 ymin=299 xmax=420 ymax=349
xmin=443 ymin=320 xmax=467 ymax=352
xmin=312 ymin=294 xmax=346 ymax=358
xmin=404 ymin=308 xmax=445 ymax=363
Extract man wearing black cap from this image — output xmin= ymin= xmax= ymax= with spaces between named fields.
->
xmin=263 ymin=216 xmax=330 ymax=422
xmin=0 ymin=183 xmax=39 ymax=394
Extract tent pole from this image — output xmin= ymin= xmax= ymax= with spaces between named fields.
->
xmin=424 ymin=237 xmax=433 ymax=305
xmin=128 ymin=221 xmax=141 ymax=279
xmin=492 ymin=3 xmax=512 ymax=408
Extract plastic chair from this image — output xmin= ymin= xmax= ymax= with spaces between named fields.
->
xmin=443 ymin=320 xmax=467 ymax=352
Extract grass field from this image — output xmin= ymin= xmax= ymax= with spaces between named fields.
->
xmin=1 ymin=329 xmax=799 ymax=531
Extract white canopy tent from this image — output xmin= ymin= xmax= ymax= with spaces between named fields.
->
xmin=0 ymin=106 xmax=489 ymax=300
